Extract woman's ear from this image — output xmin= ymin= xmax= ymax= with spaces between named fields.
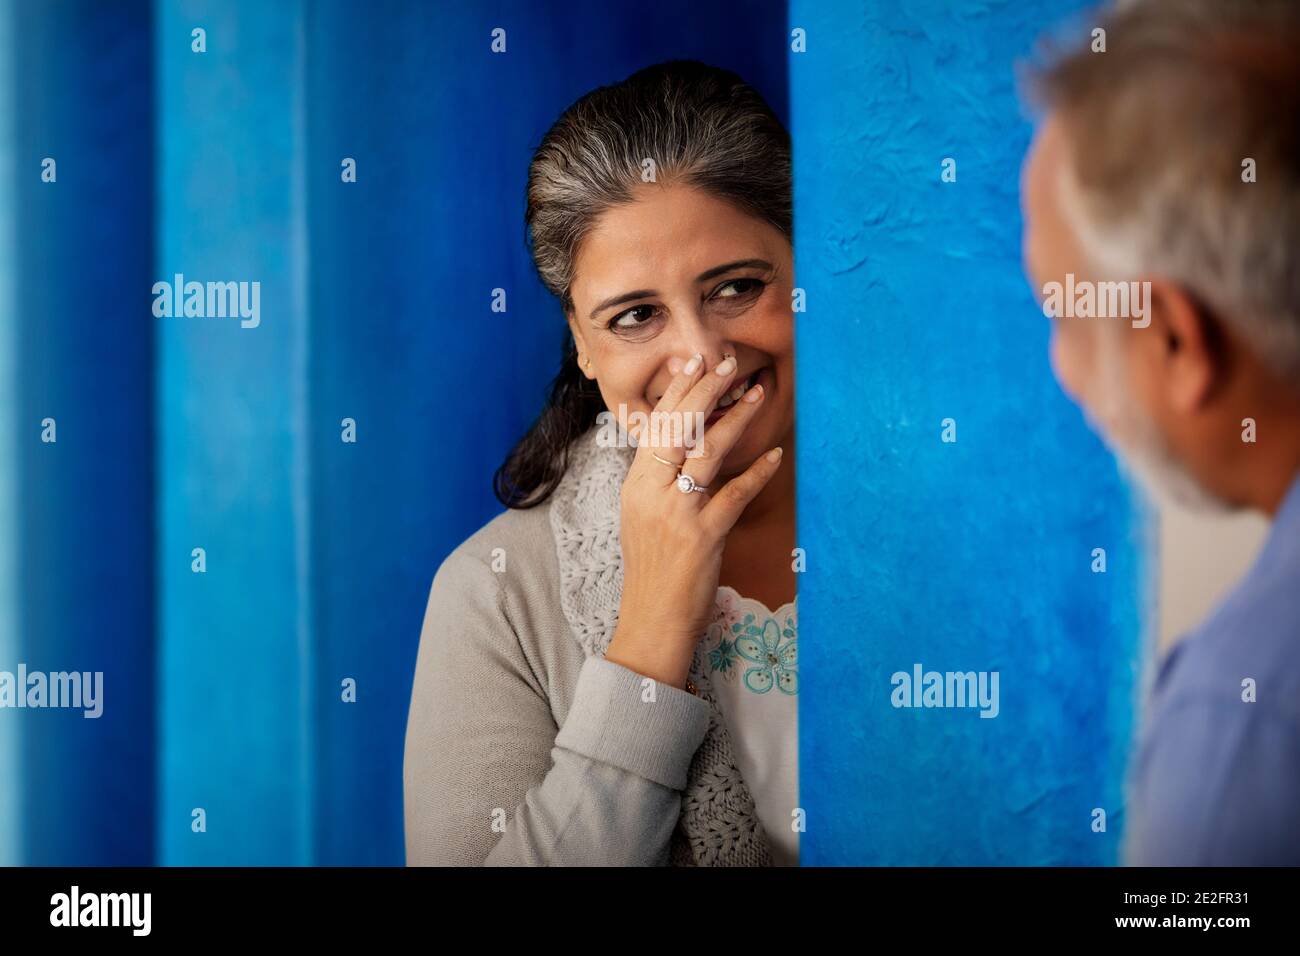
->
xmin=567 ymin=311 xmax=596 ymax=379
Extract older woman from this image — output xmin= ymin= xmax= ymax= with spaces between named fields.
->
xmin=404 ymin=60 xmax=797 ymax=866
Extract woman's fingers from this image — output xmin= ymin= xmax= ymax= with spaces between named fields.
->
xmin=632 ymin=352 xmax=738 ymax=474
xmin=647 ymin=353 xmax=742 ymax=469
xmin=651 ymin=352 xmax=705 ymax=416
xmin=673 ymin=354 xmax=741 ymax=428
xmin=630 ymin=352 xmax=705 ymax=472
xmin=680 ymin=379 xmax=765 ymax=488
xmin=699 ymin=446 xmax=785 ymax=538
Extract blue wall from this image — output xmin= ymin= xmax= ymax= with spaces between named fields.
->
xmin=791 ymin=0 xmax=1148 ymax=864
xmin=154 ymin=0 xmax=314 ymax=867
xmin=300 ymin=0 xmax=786 ymax=865
xmin=0 ymin=0 xmax=784 ymax=866
xmin=1 ymin=0 xmax=155 ymax=866
xmin=2 ymin=0 xmax=1146 ymax=867
xmin=0 ymin=0 xmax=18 ymax=867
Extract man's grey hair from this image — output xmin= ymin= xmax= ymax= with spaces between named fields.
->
xmin=1028 ymin=0 xmax=1300 ymax=377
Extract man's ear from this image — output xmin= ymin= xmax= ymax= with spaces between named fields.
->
xmin=1139 ymin=277 xmax=1222 ymax=413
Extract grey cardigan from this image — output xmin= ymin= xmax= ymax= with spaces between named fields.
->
xmin=403 ymin=426 xmax=775 ymax=866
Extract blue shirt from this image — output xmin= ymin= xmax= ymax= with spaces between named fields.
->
xmin=1125 ymin=471 xmax=1300 ymax=865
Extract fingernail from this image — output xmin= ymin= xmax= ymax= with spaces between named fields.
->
xmin=715 ymin=355 xmax=736 ymax=376
xmin=766 ymin=446 xmax=783 ymax=463
xmin=743 ymin=383 xmax=763 ymax=403
xmin=668 ymin=356 xmax=683 ymax=374
xmin=683 ymin=353 xmax=702 ymax=375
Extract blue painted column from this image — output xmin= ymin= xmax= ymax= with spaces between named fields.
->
xmin=155 ymin=0 xmax=311 ymax=865
xmin=790 ymin=0 xmax=1149 ymax=864
xmin=0 ymin=0 xmax=155 ymax=865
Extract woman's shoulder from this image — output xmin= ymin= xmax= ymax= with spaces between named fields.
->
xmin=418 ymin=498 xmax=583 ymax=704
xmin=444 ymin=502 xmax=556 ymax=567
xmin=428 ymin=499 xmax=564 ymax=621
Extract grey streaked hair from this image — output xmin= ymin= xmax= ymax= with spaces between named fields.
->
xmin=1027 ymin=0 xmax=1300 ymax=376
xmin=497 ymin=61 xmax=791 ymax=509
xmin=525 ymin=59 xmax=792 ymax=314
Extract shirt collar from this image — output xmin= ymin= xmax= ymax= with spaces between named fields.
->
xmin=1250 ymin=467 xmax=1300 ymax=574
xmin=1272 ymin=468 xmax=1300 ymax=529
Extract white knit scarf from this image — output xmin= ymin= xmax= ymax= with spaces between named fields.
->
xmin=549 ymin=425 xmax=774 ymax=866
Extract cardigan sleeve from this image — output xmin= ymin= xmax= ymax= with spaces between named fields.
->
xmin=403 ymin=547 xmax=713 ymax=866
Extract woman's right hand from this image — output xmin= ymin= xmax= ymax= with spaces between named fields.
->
xmin=604 ymin=352 xmax=785 ymax=690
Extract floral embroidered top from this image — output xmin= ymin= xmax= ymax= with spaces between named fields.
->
xmin=703 ymin=585 xmax=799 ymax=866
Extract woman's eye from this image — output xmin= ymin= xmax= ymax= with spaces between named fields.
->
xmin=712 ymin=278 xmax=764 ymax=300
xmin=610 ymin=305 xmax=658 ymax=330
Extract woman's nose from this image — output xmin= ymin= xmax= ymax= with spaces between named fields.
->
xmin=669 ymin=321 xmax=734 ymax=373
xmin=668 ymin=345 xmax=731 ymax=376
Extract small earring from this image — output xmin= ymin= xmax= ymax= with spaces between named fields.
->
xmin=583 ymin=355 xmax=592 ymax=370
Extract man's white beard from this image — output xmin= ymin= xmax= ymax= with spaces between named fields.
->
xmin=1085 ymin=329 xmax=1233 ymax=515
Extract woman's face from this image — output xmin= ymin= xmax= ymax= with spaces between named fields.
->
xmin=567 ymin=182 xmax=795 ymax=477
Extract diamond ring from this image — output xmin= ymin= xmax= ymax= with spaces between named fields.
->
xmin=675 ymin=473 xmax=708 ymax=495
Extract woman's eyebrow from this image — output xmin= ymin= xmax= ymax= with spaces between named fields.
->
xmin=589 ymin=288 xmax=656 ymax=323
xmin=587 ymin=259 xmax=775 ymax=323
xmin=696 ymin=258 xmax=773 ymax=282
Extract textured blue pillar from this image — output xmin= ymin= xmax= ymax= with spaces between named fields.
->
xmin=791 ymin=0 xmax=1149 ymax=864
xmin=0 ymin=0 xmax=155 ymax=865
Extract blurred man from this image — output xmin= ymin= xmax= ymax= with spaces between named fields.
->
xmin=1021 ymin=0 xmax=1300 ymax=864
